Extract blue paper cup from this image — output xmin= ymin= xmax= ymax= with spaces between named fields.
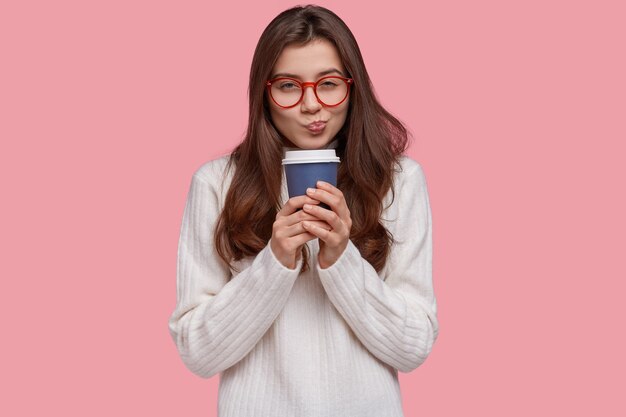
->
xmin=282 ymin=149 xmax=340 ymax=210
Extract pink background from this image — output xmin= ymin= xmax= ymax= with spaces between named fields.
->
xmin=2 ymin=0 xmax=624 ymax=415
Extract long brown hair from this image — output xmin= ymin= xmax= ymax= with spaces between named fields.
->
xmin=215 ymin=5 xmax=410 ymax=274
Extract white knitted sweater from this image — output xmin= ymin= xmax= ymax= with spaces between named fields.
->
xmin=168 ymin=146 xmax=439 ymax=417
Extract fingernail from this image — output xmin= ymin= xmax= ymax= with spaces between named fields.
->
xmin=307 ymin=187 xmax=315 ymax=194
xmin=303 ymin=204 xmax=312 ymax=210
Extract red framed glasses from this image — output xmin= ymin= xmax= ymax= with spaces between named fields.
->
xmin=266 ymin=76 xmax=354 ymax=108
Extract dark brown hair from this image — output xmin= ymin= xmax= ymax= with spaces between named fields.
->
xmin=215 ymin=5 xmax=410 ymax=274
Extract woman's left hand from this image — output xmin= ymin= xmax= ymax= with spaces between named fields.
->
xmin=302 ymin=181 xmax=352 ymax=269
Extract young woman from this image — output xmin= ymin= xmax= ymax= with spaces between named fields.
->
xmin=168 ymin=5 xmax=439 ymax=416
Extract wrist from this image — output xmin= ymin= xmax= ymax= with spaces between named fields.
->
xmin=270 ymin=240 xmax=296 ymax=269
xmin=318 ymin=242 xmax=348 ymax=269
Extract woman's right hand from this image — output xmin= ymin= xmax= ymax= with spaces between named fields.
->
xmin=270 ymin=195 xmax=330 ymax=269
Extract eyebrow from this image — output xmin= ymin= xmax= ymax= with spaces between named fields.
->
xmin=270 ymin=68 xmax=345 ymax=79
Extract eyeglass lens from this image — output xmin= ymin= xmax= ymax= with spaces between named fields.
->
xmin=270 ymin=77 xmax=349 ymax=107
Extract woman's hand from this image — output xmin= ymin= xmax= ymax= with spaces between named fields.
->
xmin=302 ymin=181 xmax=352 ymax=269
xmin=271 ymin=195 xmax=331 ymax=270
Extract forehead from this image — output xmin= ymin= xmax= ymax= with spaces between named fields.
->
xmin=272 ymin=39 xmax=345 ymax=79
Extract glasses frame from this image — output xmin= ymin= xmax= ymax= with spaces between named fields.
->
xmin=265 ymin=75 xmax=354 ymax=109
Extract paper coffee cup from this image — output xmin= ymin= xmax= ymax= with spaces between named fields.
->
xmin=282 ymin=149 xmax=340 ymax=209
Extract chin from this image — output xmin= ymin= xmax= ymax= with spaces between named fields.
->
xmin=297 ymin=141 xmax=330 ymax=150
xmin=295 ymin=133 xmax=335 ymax=149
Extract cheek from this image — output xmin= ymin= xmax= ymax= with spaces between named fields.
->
xmin=331 ymin=103 xmax=349 ymax=125
xmin=275 ymin=110 xmax=299 ymax=126
xmin=269 ymin=106 xmax=285 ymax=125
xmin=269 ymin=108 xmax=299 ymax=136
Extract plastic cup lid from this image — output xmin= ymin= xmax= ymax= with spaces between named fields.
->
xmin=282 ymin=149 xmax=341 ymax=165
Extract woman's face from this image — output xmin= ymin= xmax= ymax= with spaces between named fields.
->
xmin=268 ymin=39 xmax=350 ymax=149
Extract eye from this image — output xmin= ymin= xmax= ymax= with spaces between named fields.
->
xmin=319 ymin=80 xmax=339 ymax=88
xmin=279 ymin=81 xmax=300 ymax=90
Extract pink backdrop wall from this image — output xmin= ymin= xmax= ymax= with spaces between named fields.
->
xmin=2 ymin=0 xmax=624 ymax=415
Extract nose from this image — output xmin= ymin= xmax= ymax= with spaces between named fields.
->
xmin=301 ymin=85 xmax=322 ymax=112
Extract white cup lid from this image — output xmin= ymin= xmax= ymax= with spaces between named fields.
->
xmin=282 ymin=149 xmax=341 ymax=165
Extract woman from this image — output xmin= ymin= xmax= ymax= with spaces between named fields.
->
xmin=168 ymin=5 xmax=439 ymax=416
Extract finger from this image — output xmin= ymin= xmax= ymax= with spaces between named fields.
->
xmin=277 ymin=195 xmax=321 ymax=218
xmin=315 ymin=181 xmax=352 ymax=219
xmin=291 ymin=220 xmax=332 ymax=236
xmin=288 ymin=231 xmax=318 ymax=247
xmin=305 ymin=187 xmax=348 ymax=218
xmin=302 ymin=203 xmax=344 ymax=232
xmin=284 ymin=218 xmax=331 ymax=237
xmin=277 ymin=203 xmax=319 ymax=226
xmin=315 ymin=180 xmax=342 ymax=197
xmin=308 ymin=220 xmax=332 ymax=231
xmin=283 ymin=210 xmax=323 ymax=228
xmin=301 ymin=220 xmax=333 ymax=242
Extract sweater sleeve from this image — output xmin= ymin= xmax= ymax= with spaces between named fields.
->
xmin=316 ymin=161 xmax=439 ymax=373
xmin=168 ymin=168 xmax=302 ymax=379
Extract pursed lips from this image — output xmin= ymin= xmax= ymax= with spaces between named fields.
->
xmin=306 ymin=120 xmax=327 ymax=128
